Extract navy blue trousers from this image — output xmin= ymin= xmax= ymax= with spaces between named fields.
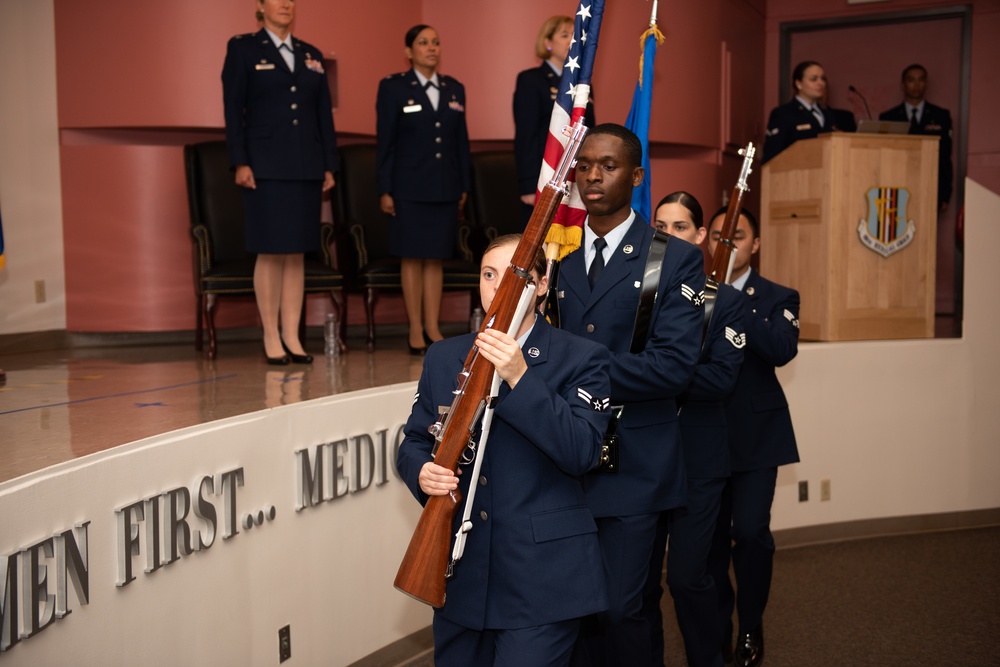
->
xmin=708 ymin=467 xmax=778 ymax=643
xmin=433 ymin=614 xmax=581 ymax=667
xmin=643 ymin=476 xmax=726 ymax=667
xmin=573 ymin=512 xmax=659 ymax=667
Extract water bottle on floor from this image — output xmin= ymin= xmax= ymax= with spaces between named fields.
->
xmin=324 ymin=312 xmax=339 ymax=357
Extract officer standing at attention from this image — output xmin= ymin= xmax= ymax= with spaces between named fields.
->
xmin=377 ymin=24 xmax=471 ymax=354
xmin=555 ymin=125 xmax=706 ymax=666
xmin=643 ymin=192 xmax=746 ymax=667
xmin=879 ymin=64 xmax=954 ymax=211
xmin=704 ymin=207 xmax=800 ymax=667
xmin=222 ymin=0 xmax=339 ymax=365
xmin=513 ymin=15 xmax=595 ymax=226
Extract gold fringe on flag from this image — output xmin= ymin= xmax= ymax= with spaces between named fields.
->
xmin=636 ymin=25 xmax=665 ymax=87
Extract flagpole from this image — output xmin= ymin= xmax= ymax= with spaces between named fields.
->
xmin=650 ymin=0 xmax=659 ymax=27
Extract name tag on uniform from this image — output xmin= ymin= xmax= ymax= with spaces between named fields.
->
xmin=795 ymin=123 xmax=811 ymax=131
xmin=255 ymin=63 xmax=276 ymax=70
xmin=403 ymin=104 xmax=422 ymax=113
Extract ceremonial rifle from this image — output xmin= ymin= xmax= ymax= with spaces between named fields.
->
xmin=708 ymin=142 xmax=756 ymax=286
xmin=393 ymin=119 xmax=589 ymax=608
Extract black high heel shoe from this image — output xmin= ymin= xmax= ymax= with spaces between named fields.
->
xmin=264 ymin=348 xmax=290 ymax=365
xmin=409 ymin=344 xmax=427 ymax=356
xmin=281 ymin=342 xmax=313 ymax=365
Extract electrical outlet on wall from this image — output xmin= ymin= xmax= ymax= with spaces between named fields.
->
xmin=279 ymin=625 xmax=291 ymax=663
xmin=34 ymin=280 xmax=46 ymax=303
xmin=798 ymin=480 xmax=808 ymax=502
xmin=821 ymin=479 xmax=831 ymax=501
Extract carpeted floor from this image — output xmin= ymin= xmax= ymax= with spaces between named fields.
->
xmin=373 ymin=525 xmax=1000 ymax=666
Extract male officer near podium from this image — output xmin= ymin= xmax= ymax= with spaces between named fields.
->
xmin=879 ymin=64 xmax=953 ymax=211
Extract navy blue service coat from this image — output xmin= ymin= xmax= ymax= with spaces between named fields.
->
xmin=376 ymin=70 xmax=471 ymax=202
xmin=679 ymin=283 xmax=746 ymax=479
xmin=556 ymin=215 xmax=706 ymax=516
xmin=222 ymin=29 xmax=338 ymax=179
xmin=724 ymin=271 xmax=800 ymax=471
xmin=513 ymin=63 xmax=596 ymax=198
xmin=879 ymin=101 xmax=953 ymax=205
xmin=761 ymin=98 xmax=832 ymax=164
xmin=397 ymin=318 xmax=611 ymax=631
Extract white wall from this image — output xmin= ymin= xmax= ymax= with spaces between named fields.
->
xmin=0 ymin=384 xmax=431 ymax=666
xmin=772 ymin=179 xmax=1000 ymax=530
xmin=0 ymin=0 xmax=66 ymax=334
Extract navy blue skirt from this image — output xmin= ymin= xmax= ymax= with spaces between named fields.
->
xmin=242 ymin=179 xmax=322 ymax=254
xmin=388 ymin=200 xmax=457 ymax=259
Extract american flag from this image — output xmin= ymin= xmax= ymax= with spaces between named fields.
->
xmin=537 ymin=1 xmax=606 ymax=261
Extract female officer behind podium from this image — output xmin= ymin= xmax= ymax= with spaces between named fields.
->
xmin=397 ymin=234 xmax=611 ymax=666
xmin=222 ymin=0 xmax=339 ymax=364
xmin=762 ymin=61 xmax=831 ymax=164
xmin=377 ymin=25 xmax=471 ymax=354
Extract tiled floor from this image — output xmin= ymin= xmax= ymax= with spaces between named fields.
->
xmin=0 ymin=334 xmax=431 ymax=485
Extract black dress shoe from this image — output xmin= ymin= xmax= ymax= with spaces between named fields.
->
xmin=409 ymin=344 xmax=427 ymax=356
xmin=281 ymin=342 xmax=313 ymax=364
xmin=733 ymin=626 xmax=763 ymax=667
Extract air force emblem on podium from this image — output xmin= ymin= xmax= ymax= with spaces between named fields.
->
xmin=857 ymin=187 xmax=916 ymax=258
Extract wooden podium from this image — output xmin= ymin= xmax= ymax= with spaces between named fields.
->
xmin=760 ymin=132 xmax=939 ymax=341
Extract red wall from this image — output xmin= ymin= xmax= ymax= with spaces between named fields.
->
xmin=53 ymin=0 xmax=764 ymax=332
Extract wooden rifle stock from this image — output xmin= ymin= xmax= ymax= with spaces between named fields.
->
xmin=708 ymin=143 xmax=756 ymax=285
xmin=394 ymin=120 xmax=589 ymax=607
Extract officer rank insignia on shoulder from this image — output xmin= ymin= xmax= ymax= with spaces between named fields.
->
xmin=577 ymin=388 xmax=610 ymax=412
xmin=783 ymin=309 xmax=800 ymax=329
xmin=680 ymin=284 xmax=705 ymax=308
xmin=725 ymin=327 xmax=747 ymax=349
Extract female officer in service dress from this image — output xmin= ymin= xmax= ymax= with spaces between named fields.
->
xmin=762 ymin=60 xmax=831 ymax=164
xmin=512 ymin=16 xmax=595 ymax=226
xmin=397 ymin=234 xmax=610 ymax=666
xmin=222 ymin=0 xmax=339 ymax=364
xmin=376 ymin=25 xmax=471 ymax=354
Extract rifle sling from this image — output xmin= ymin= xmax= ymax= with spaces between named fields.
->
xmin=700 ymin=279 xmax=719 ymax=358
xmin=629 ymin=230 xmax=671 ymax=354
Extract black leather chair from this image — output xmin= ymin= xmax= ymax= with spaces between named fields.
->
xmin=185 ymin=140 xmax=345 ymax=359
xmin=468 ymin=150 xmax=524 ymax=241
xmin=334 ymin=143 xmax=479 ymax=351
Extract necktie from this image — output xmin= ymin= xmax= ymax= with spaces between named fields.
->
xmin=588 ymin=238 xmax=607 ymax=289
xmin=423 ymin=80 xmax=437 ymax=90
xmin=279 ymin=43 xmax=294 ymax=72
xmin=910 ymin=108 xmax=919 ymax=128
xmin=811 ymin=106 xmax=824 ymax=127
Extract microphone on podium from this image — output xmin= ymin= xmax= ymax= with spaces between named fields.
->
xmin=848 ymin=85 xmax=873 ymax=120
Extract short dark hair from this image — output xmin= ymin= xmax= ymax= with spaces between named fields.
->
xmin=901 ymin=63 xmax=927 ymax=81
xmin=711 ymin=206 xmax=759 ymax=238
xmin=655 ymin=191 xmax=704 ymax=229
xmin=405 ymin=25 xmax=432 ymax=48
xmin=584 ymin=123 xmax=642 ymax=169
xmin=792 ymin=60 xmax=822 ymax=84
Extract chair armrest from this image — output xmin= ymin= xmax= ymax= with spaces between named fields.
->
xmin=348 ymin=222 xmax=369 ymax=268
xmin=319 ymin=222 xmax=335 ymax=267
xmin=191 ymin=224 xmax=213 ymax=274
